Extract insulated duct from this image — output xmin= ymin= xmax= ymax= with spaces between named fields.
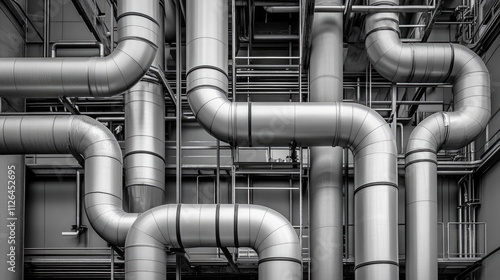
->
xmin=365 ymin=1 xmax=491 ymax=279
xmin=0 ymin=0 xmax=159 ymax=97
xmin=187 ymin=0 xmax=398 ymax=278
xmin=0 ymin=115 xmax=136 ymax=246
xmin=309 ymin=0 xmax=344 ymax=279
xmin=124 ymin=1 xmax=166 ymax=213
xmin=125 ymin=204 xmax=302 ymax=280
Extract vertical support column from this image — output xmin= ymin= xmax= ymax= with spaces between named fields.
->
xmin=309 ymin=1 xmax=344 ymax=279
xmin=0 ymin=155 xmax=26 ymax=280
xmin=175 ymin=1 xmax=183 ymax=279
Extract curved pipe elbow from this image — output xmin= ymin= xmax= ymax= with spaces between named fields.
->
xmin=125 ymin=204 xmax=302 ymax=280
xmin=187 ymin=85 xmax=233 ymax=143
xmin=365 ymin=2 xmax=491 ymax=153
xmin=0 ymin=0 xmax=159 ymax=98
xmin=0 ymin=115 xmax=132 ymax=246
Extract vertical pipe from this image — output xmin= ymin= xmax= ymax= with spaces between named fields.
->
xmin=124 ymin=0 xmax=166 ymax=212
xmin=43 ymin=0 xmax=50 ymax=58
xmin=232 ymin=0 xmax=237 ymax=101
xmin=458 ymin=185 xmax=463 ymax=257
xmin=391 ymin=84 xmax=397 ymax=139
xmin=175 ymin=0 xmax=182 ymax=204
xmin=110 ymin=0 xmax=114 ymax=52
xmin=175 ymin=1 xmax=182 ymax=278
xmin=0 ymin=155 xmax=25 ymax=280
xmin=110 ymin=247 xmax=114 ymax=280
xmin=309 ymin=1 xmax=344 ymax=279
xmin=76 ymin=171 xmax=81 ymax=229
xmin=216 ymin=140 xmax=221 ymax=203
xmin=344 ymin=148 xmax=349 ymax=259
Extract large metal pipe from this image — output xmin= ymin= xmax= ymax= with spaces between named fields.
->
xmin=0 ymin=115 xmax=137 ymax=246
xmin=187 ymin=1 xmax=398 ymax=278
xmin=309 ymin=1 xmax=343 ymax=279
xmin=124 ymin=1 xmax=166 ymax=213
xmin=125 ymin=204 xmax=302 ymax=280
xmin=0 ymin=0 xmax=159 ymax=97
xmin=365 ymin=1 xmax=491 ymax=279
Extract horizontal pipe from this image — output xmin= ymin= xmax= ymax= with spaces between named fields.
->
xmin=187 ymin=2 xmax=398 ymax=280
xmin=125 ymin=204 xmax=302 ymax=280
xmin=0 ymin=0 xmax=159 ymax=97
xmin=264 ymin=4 xmax=435 ymax=13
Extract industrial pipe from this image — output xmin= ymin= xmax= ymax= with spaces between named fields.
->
xmin=187 ymin=1 xmax=398 ymax=279
xmin=309 ymin=1 xmax=344 ymax=279
xmin=125 ymin=204 xmax=302 ymax=280
xmin=365 ymin=0 xmax=491 ymax=279
xmin=0 ymin=0 xmax=159 ymax=97
xmin=0 ymin=115 xmax=137 ymax=246
xmin=124 ymin=1 xmax=166 ymax=213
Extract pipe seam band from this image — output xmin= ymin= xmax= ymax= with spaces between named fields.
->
xmin=405 ymin=148 xmax=436 ymax=157
xmin=354 ymin=260 xmax=399 ymax=271
xmin=258 ymin=257 xmax=302 ymax=265
xmin=216 ymin=204 xmax=222 ymax=248
xmin=248 ymin=102 xmax=252 ymax=147
xmin=117 ymin=36 xmax=158 ymax=48
xmin=125 ymin=183 xmax=165 ymax=192
xmin=124 ymin=150 xmax=166 ymax=163
xmin=176 ymin=204 xmax=184 ymax=249
xmin=186 ymin=84 xmax=227 ymax=97
xmin=405 ymin=158 xmax=438 ymax=168
xmin=116 ymin=12 xmax=160 ymax=26
xmin=234 ymin=204 xmax=239 ymax=248
xmin=370 ymin=1 xmax=398 ymax=6
xmin=443 ymin=43 xmax=455 ymax=82
xmin=186 ymin=65 xmax=229 ymax=79
xmin=365 ymin=26 xmax=401 ymax=39
xmin=408 ymin=43 xmax=416 ymax=82
xmin=354 ymin=181 xmax=398 ymax=196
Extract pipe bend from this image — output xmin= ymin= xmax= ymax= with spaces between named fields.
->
xmin=366 ymin=1 xmax=491 ymax=153
xmin=0 ymin=115 xmax=134 ymax=246
xmin=0 ymin=0 xmax=159 ymax=98
xmin=125 ymin=204 xmax=302 ymax=280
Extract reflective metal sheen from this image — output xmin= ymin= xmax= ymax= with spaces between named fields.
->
xmin=309 ymin=1 xmax=344 ymax=279
xmin=0 ymin=116 xmax=137 ymax=246
xmin=124 ymin=2 xmax=166 ymax=213
xmin=0 ymin=0 xmax=159 ymax=97
xmin=125 ymin=204 xmax=302 ymax=280
xmin=365 ymin=1 xmax=491 ymax=279
xmin=187 ymin=1 xmax=399 ymax=279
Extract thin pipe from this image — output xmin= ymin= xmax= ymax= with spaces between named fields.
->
xmin=216 ymin=140 xmax=221 ymax=203
xmin=61 ymin=171 xmax=83 ymax=236
xmin=43 ymin=0 xmax=50 ymax=58
xmin=175 ymin=0 xmax=182 ymax=204
xmin=110 ymin=0 xmax=114 ymax=52
xmin=232 ymin=0 xmax=237 ymax=101
xmin=264 ymin=3 xmax=436 ymax=13
xmin=110 ymin=248 xmax=114 ymax=280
